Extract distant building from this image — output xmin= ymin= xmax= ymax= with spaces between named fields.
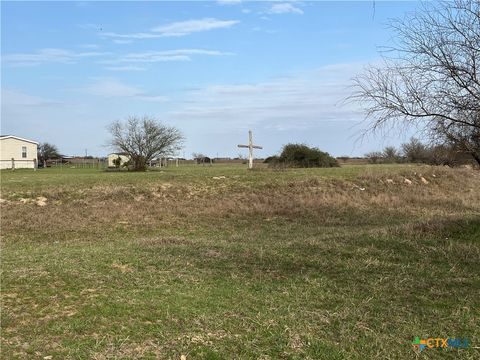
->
xmin=194 ymin=156 xmax=212 ymax=165
xmin=107 ymin=153 xmax=130 ymax=167
xmin=0 ymin=135 xmax=38 ymax=170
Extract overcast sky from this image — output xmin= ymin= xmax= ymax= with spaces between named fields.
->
xmin=2 ymin=1 xmax=422 ymax=158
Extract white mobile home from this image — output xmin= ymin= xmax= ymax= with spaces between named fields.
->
xmin=107 ymin=153 xmax=130 ymax=168
xmin=0 ymin=135 xmax=38 ymax=170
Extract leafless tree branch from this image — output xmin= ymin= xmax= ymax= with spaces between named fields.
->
xmin=351 ymin=0 xmax=480 ymax=164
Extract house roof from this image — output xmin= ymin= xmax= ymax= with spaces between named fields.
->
xmin=108 ymin=152 xmax=129 ymax=156
xmin=0 ymin=135 xmax=39 ymax=145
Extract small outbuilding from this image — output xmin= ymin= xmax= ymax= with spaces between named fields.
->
xmin=0 ymin=135 xmax=38 ymax=170
xmin=107 ymin=153 xmax=130 ymax=168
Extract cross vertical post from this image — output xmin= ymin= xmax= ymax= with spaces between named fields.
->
xmin=248 ymin=130 xmax=253 ymax=169
xmin=238 ymin=130 xmax=263 ymax=169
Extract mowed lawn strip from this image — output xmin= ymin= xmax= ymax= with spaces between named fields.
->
xmin=1 ymin=165 xmax=479 ymax=359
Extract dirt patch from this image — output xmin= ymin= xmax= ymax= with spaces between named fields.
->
xmin=420 ymin=176 xmax=429 ymax=184
xmin=111 ymin=262 xmax=134 ymax=273
xmin=36 ymin=197 xmax=48 ymax=207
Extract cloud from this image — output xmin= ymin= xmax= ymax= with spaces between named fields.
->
xmin=3 ymin=48 xmax=108 ymax=67
xmin=1 ymin=88 xmax=115 ymax=157
xmin=5 ymin=46 xmax=230 ymax=71
xmin=87 ymin=78 xmax=140 ymax=97
xmin=2 ymin=89 xmax=63 ymax=107
xmin=101 ymin=32 xmax=164 ymax=40
xmin=1 ymin=89 xmax=74 ymax=149
xmin=113 ymin=39 xmax=134 ymax=45
xmin=217 ymin=0 xmax=242 ymax=5
xmin=79 ymin=43 xmax=100 ymax=49
xmin=252 ymin=26 xmax=278 ymax=34
xmin=269 ymin=3 xmax=304 ymax=15
xmin=85 ymin=78 xmax=168 ymax=102
xmin=165 ymin=62 xmax=366 ymax=130
xmin=101 ymin=18 xmax=239 ymax=41
xmin=99 ymin=49 xmax=232 ymax=67
xmin=104 ymin=66 xmax=147 ymax=72
xmin=151 ymin=18 xmax=239 ymax=36
xmin=156 ymin=62 xmax=382 ymax=157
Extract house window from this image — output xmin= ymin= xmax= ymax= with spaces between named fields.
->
xmin=22 ymin=146 xmax=27 ymax=158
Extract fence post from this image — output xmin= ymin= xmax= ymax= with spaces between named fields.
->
xmin=33 ymin=158 xmax=37 ymax=171
xmin=11 ymin=158 xmax=15 ymax=170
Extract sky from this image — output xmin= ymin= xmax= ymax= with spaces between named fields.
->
xmin=1 ymin=0 xmax=422 ymax=158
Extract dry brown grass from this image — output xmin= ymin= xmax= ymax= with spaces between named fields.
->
xmin=2 ymin=166 xmax=479 ymax=242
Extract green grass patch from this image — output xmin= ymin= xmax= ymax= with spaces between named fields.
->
xmin=1 ymin=165 xmax=479 ymax=359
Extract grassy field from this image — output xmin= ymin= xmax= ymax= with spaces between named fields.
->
xmin=1 ymin=164 xmax=479 ymax=359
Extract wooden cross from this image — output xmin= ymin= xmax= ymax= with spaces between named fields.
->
xmin=238 ymin=130 xmax=263 ymax=169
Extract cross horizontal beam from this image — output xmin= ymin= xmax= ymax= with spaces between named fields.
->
xmin=238 ymin=145 xmax=262 ymax=149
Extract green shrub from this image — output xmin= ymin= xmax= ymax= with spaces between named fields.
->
xmin=273 ymin=143 xmax=339 ymax=168
xmin=112 ymin=156 xmax=122 ymax=169
xmin=263 ymin=156 xmax=279 ymax=164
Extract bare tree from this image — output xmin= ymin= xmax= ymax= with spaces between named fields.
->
xmin=401 ymin=138 xmax=429 ymax=163
xmin=108 ymin=116 xmax=184 ymax=171
xmin=352 ymin=0 xmax=480 ymax=165
xmin=191 ymin=152 xmax=206 ymax=160
xmin=382 ymin=146 xmax=401 ymax=163
xmin=38 ymin=142 xmax=61 ymax=167
xmin=365 ymin=151 xmax=383 ymax=164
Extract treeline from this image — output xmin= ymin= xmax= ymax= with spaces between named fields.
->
xmin=365 ymin=138 xmax=474 ymax=166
